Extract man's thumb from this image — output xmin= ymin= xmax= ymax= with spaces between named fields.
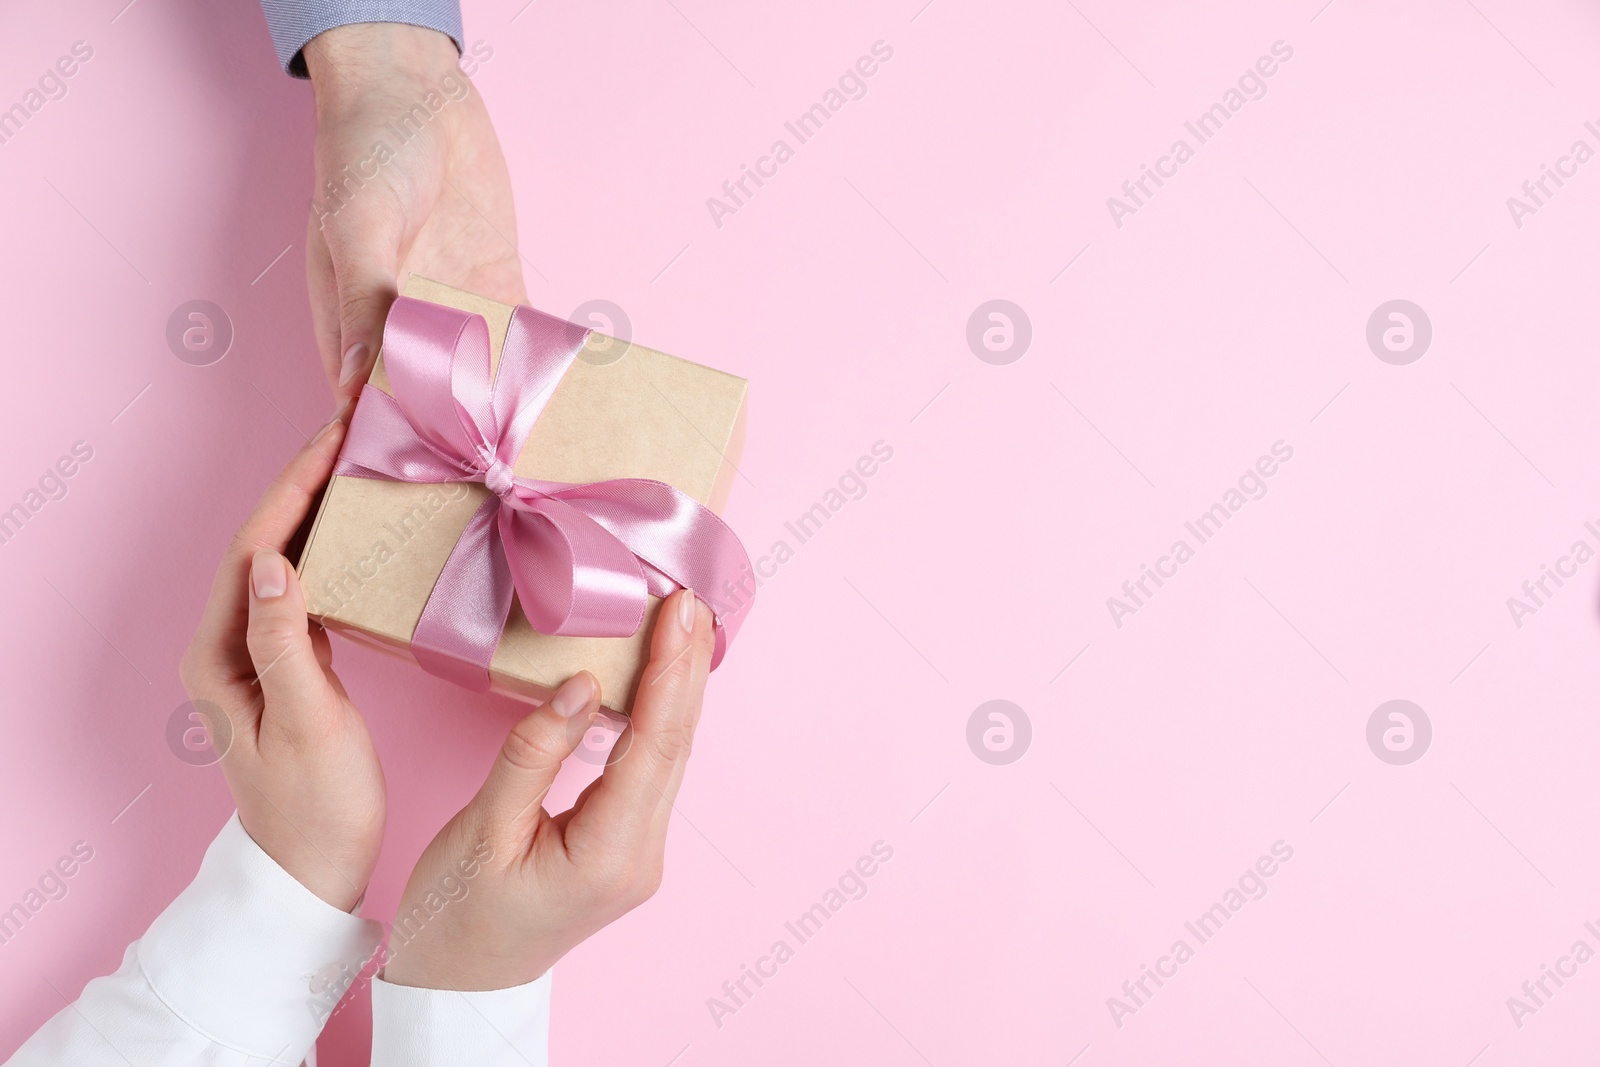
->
xmin=330 ymin=253 xmax=398 ymax=398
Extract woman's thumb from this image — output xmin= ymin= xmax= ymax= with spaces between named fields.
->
xmin=471 ymin=673 xmax=601 ymax=841
xmin=245 ymin=549 xmax=337 ymax=733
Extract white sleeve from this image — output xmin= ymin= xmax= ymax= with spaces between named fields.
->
xmin=369 ymin=973 xmax=551 ymax=1066
xmin=4 ymin=813 xmax=383 ymax=1067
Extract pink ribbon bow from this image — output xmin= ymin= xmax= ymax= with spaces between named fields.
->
xmin=333 ymin=296 xmax=752 ymax=691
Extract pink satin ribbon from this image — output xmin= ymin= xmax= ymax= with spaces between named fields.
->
xmin=333 ymin=296 xmax=752 ymax=691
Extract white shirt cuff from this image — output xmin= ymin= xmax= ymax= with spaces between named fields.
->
xmin=138 ymin=812 xmax=383 ymax=1060
xmin=370 ymin=973 xmax=551 ymax=1066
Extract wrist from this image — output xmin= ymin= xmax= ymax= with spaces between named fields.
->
xmin=236 ymin=807 xmax=379 ymax=913
xmin=305 ymin=23 xmax=461 ymax=107
xmin=379 ymin=923 xmax=465 ymax=989
xmin=381 ymin=913 xmax=556 ymax=992
xmin=383 ymin=949 xmax=551 ymax=992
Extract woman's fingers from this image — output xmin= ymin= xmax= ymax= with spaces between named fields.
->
xmin=568 ymin=591 xmax=713 ymax=848
xmin=238 ymin=414 xmax=348 ymax=554
xmin=469 ymin=672 xmax=601 ymax=848
xmin=191 ymin=414 xmax=346 ymax=638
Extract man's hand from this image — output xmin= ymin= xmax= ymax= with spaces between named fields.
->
xmin=303 ymin=23 xmax=526 ymax=402
xmin=382 ymin=590 xmax=715 ymax=991
xmin=179 ymin=411 xmax=386 ymax=911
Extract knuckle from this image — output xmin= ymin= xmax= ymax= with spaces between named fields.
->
xmin=655 ymin=642 xmax=698 ymax=686
xmin=642 ymin=631 xmax=711 ymax=715
xmin=244 ymin=625 xmax=299 ymax=667
xmin=338 ymin=286 xmax=380 ymax=323
xmin=590 ymin=855 xmax=662 ymax=909
xmin=631 ymin=862 xmax=664 ymax=905
xmin=499 ymin=719 xmax=564 ymax=773
xmin=644 ymin=718 xmax=694 ymax=767
xmin=226 ymin=526 xmax=263 ymax=564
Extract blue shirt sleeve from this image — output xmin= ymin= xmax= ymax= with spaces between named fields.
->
xmin=259 ymin=0 xmax=464 ymax=78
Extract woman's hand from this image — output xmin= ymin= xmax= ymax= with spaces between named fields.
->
xmin=383 ymin=589 xmax=715 ymax=990
xmin=179 ymin=412 xmax=385 ymax=912
xmin=303 ymin=23 xmax=527 ymax=402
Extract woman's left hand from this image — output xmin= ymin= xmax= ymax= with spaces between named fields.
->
xmin=179 ymin=410 xmax=386 ymax=911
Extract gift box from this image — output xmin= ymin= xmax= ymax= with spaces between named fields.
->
xmin=296 ymin=276 xmax=750 ymax=715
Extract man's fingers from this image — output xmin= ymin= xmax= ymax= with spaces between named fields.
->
xmin=323 ymin=207 xmax=403 ymax=401
xmin=245 ymin=549 xmax=337 ymax=735
xmin=571 ymin=591 xmax=712 ymax=844
xmin=470 ymin=672 xmax=601 ymax=846
xmin=306 ymin=214 xmax=343 ymax=397
xmin=331 ymin=265 xmax=393 ymax=400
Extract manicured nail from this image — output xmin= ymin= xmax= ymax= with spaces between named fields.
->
xmin=338 ymin=342 xmax=369 ymax=386
xmin=251 ymin=550 xmax=287 ymax=599
xmin=678 ymin=590 xmax=697 ymax=633
xmin=316 ymin=399 xmax=353 ymax=441
xmin=550 ymin=673 xmax=594 ymax=718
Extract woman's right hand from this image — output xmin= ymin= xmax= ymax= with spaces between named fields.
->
xmin=382 ymin=589 xmax=715 ymax=990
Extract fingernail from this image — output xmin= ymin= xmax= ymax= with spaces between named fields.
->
xmin=678 ymin=590 xmax=697 ymax=633
xmin=316 ymin=399 xmax=353 ymax=441
xmin=339 ymin=342 xmax=369 ymax=386
xmin=550 ymin=673 xmax=594 ymax=718
xmin=251 ymin=550 xmax=287 ymax=599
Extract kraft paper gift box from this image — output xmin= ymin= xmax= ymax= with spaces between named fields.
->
xmin=296 ymin=276 xmax=747 ymax=715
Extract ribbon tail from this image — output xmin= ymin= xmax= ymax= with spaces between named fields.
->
xmin=549 ymin=479 xmax=754 ymax=663
xmin=410 ymin=497 xmax=514 ymax=691
xmin=710 ymin=624 xmax=729 ymax=671
xmin=632 ymin=557 xmax=732 ymax=669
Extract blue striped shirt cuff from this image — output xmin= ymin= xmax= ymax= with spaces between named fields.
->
xmin=259 ymin=0 xmax=464 ymax=78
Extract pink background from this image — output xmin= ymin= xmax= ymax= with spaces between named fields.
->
xmin=3 ymin=0 xmax=1600 ymax=1062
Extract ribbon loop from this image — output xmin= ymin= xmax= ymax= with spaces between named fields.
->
xmin=333 ymin=296 xmax=752 ymax=689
